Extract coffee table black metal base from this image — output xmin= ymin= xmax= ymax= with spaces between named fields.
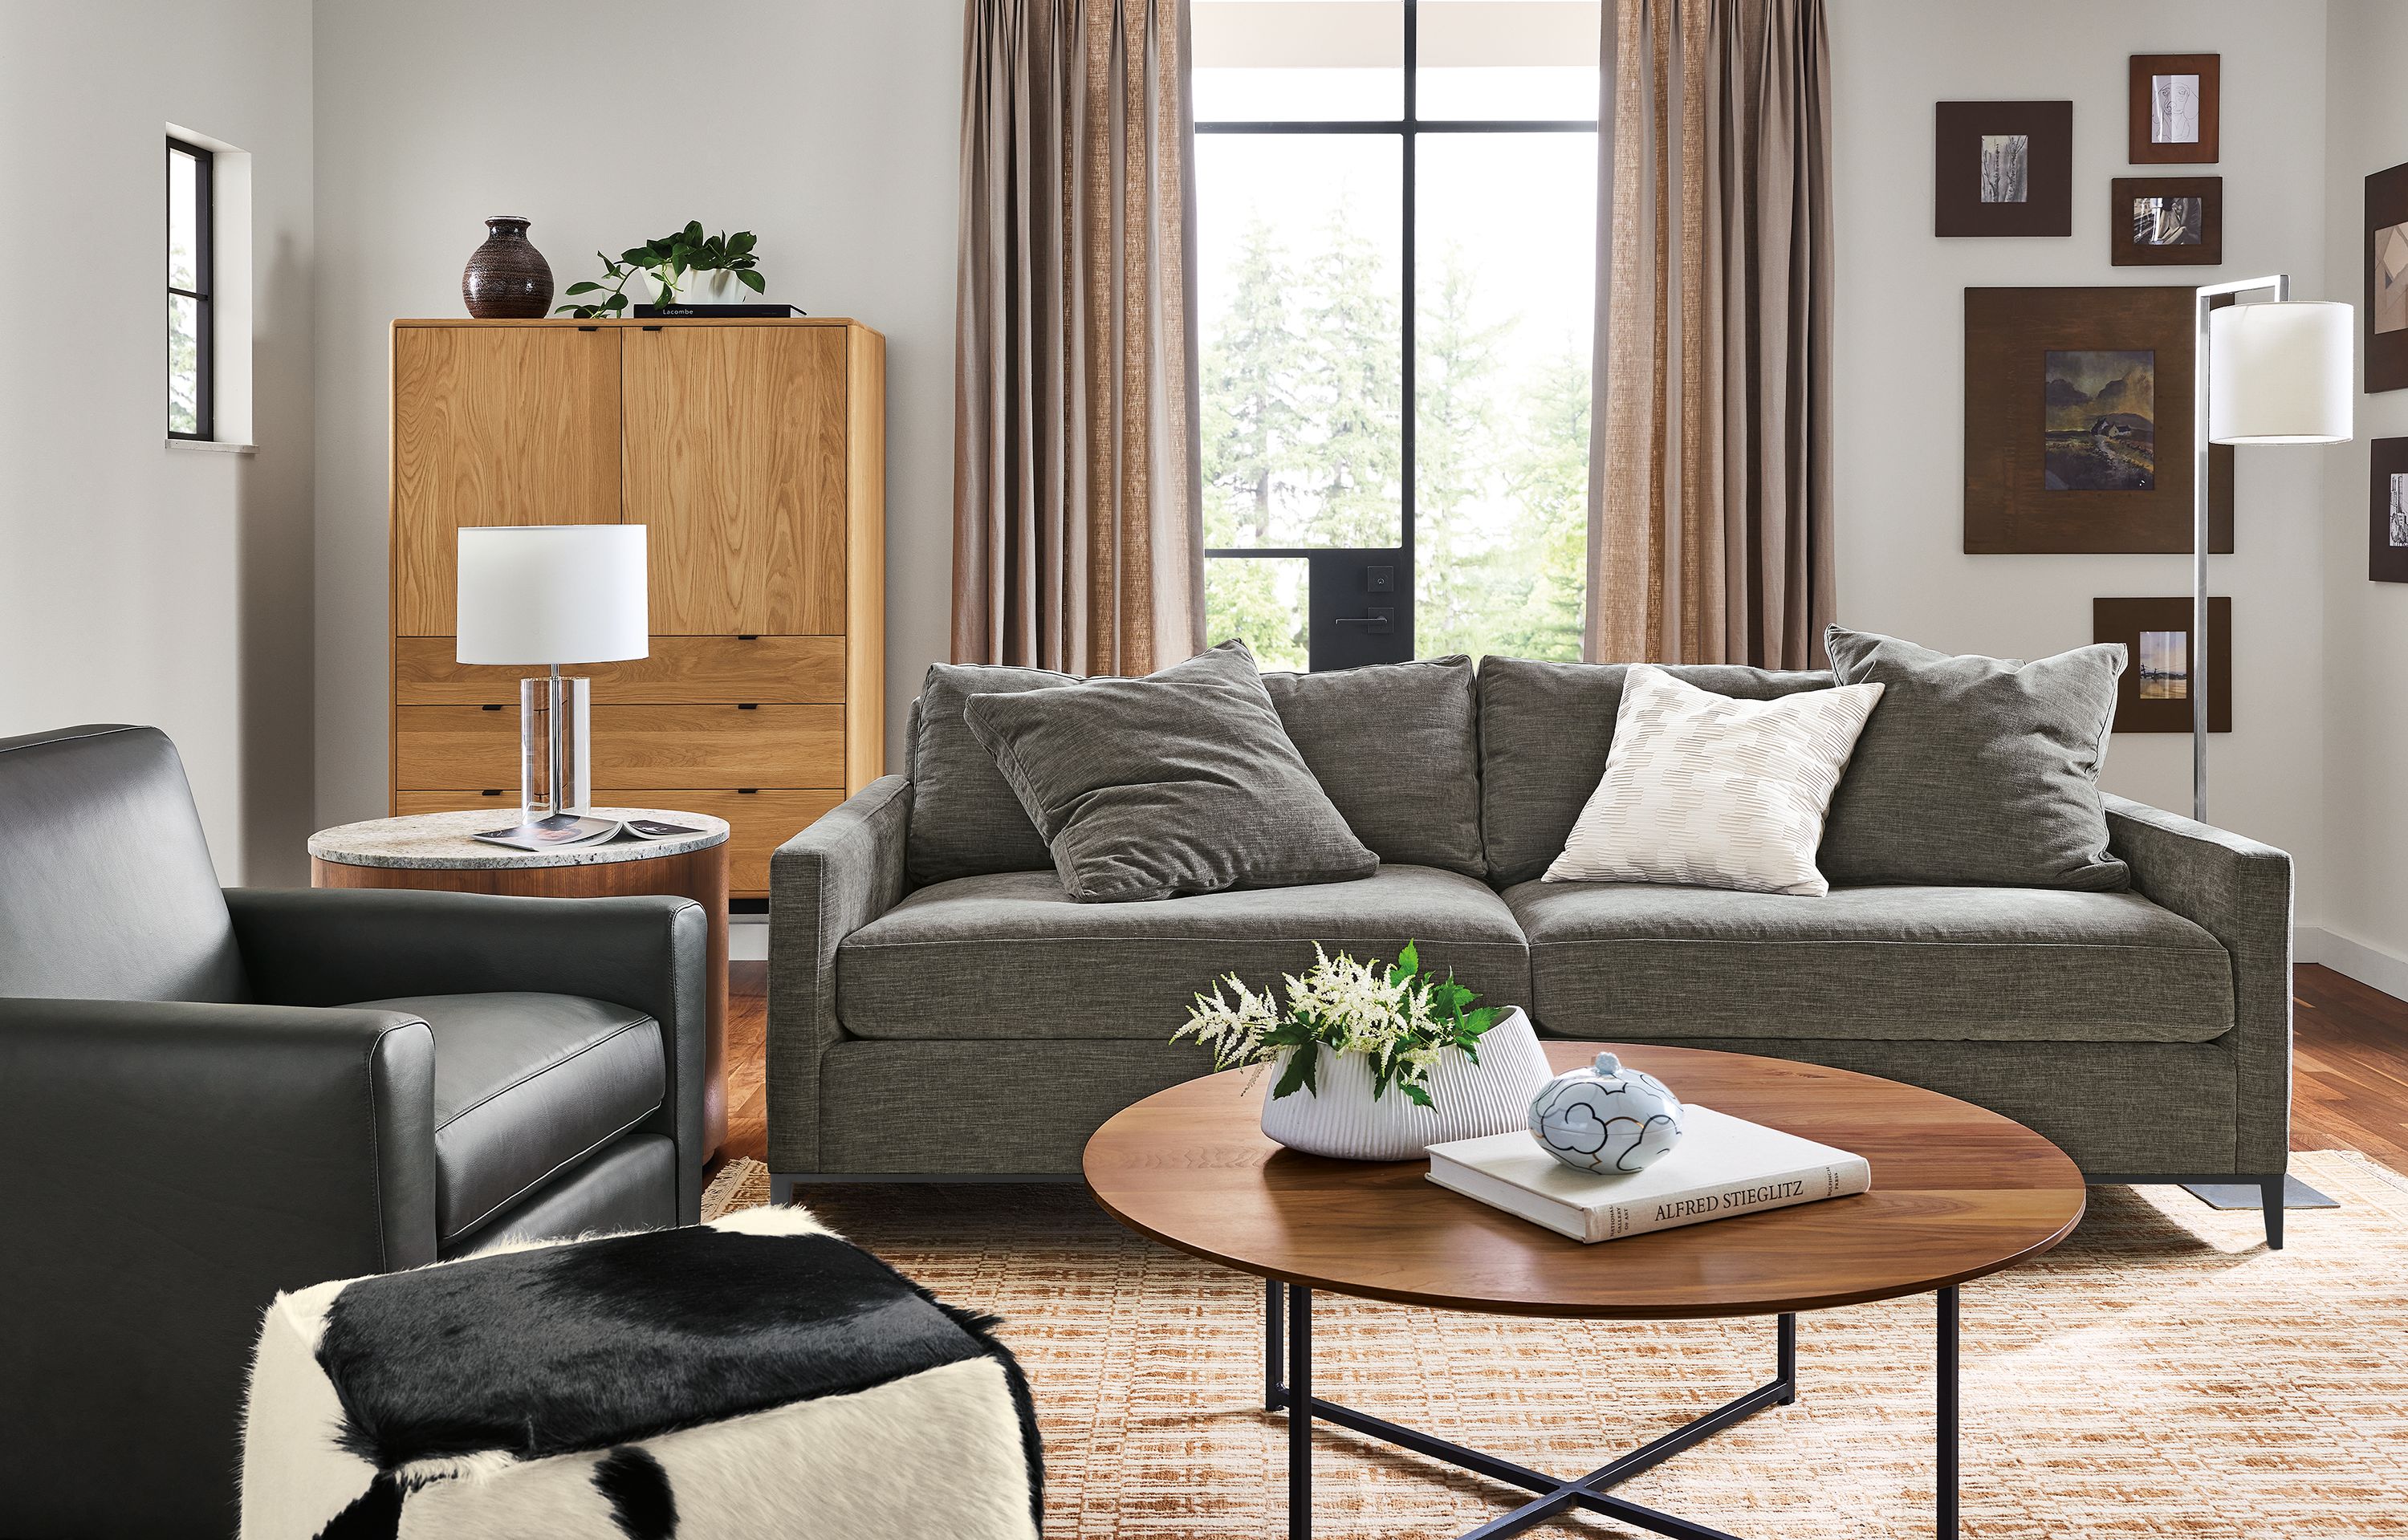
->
xmin=1264 ymin=1282 xmax=1960 ymax=1540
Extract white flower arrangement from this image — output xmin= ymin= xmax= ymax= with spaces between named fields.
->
xmin=1173 ymin=942 xmax=1503 ymax=1108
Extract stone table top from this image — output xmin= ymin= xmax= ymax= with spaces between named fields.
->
xmin=309 ymin=808 xmax=730 ymax=871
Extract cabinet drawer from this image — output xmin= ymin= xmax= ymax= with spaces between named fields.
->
xmin=394 ymin=704 xmax=844 ymax=790
xmin=394 ymin=787 xmax=839 ymax=896
xmin=395 ymin=635 xmax=844 ymax=705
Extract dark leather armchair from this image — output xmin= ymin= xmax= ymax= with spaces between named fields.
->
xmin=0 ymin=725 xmax=708 ymax=1539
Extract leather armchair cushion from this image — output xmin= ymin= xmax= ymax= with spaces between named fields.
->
xmin=354 ymin=992 xmax=665 ymax=1245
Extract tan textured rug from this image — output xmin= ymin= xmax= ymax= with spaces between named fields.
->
xmin=703 ymin=1152 xmax=2408 ymax=1537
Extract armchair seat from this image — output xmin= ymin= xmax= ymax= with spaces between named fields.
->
xmin=359 ymin=991 xmax=667 ymax=1248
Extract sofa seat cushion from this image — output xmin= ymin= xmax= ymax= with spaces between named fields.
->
xmin=352 ymin=991 xmax=665 ymax=1245
xmin=1507 ymin=881 xmax=2231 ymax=1044
xmin=839 ymin=865 xmax=1529 ymax=1041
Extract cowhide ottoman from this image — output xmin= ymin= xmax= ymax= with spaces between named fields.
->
xmin=239 ymin=1205 xmax=1040 ymax=1540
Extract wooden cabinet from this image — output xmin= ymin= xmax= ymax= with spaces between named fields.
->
xmin=389 ymin=319 xmax=885 ymax=899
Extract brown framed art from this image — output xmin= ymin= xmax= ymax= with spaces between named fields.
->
xmin=1964 ymin=286 xmax=2232 ymax=555
xmin=2366 ymin=161 xmax=2408 ymax=392
xmin=2370 ymin=437 xmax=2408 ymax=583
xmin=2127 ymin=55 xmax=2219 ymax=165
xmin=2110 ymin=177 xmax=2221 ymax=266
xmin=2092 ymin=597 xmax=2231 ymax=733
xmin=1934 ymin=101 xmax=2072 ymax=238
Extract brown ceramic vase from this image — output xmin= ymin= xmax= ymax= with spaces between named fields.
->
xmin=462 ymin=216 xmax=554 ymax=319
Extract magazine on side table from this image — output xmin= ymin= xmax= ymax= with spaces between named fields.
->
xmin=470 ymin=814 xmax=706 ymax=853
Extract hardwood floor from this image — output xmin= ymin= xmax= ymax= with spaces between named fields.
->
xmin=710 ymin=961 xmax=2408 ymax=1178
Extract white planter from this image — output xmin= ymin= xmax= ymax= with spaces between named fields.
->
xmin=672 ymin=268 xmax=748 ymax=306
xmin=1258 ymin=1008 xmax=1551 ymax=1161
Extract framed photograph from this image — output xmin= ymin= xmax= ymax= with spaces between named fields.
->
xmin=2367 ymin=161 xmax=2408 ymax=392
xmin=1964 ymin=286 xmax=2233 ymax=555
xmin=1934 ymin=101 xmax=2072 ymax=238
xmin=2370 ymin=437 xmax=2408 ymax=583
xmin=2092 ymin=598 xmax=2231 ymax=733
xmin=2127 ymin=54 xmax=2219 ymax=165
xmin=2110 ymin=177 xmax=2222 ymax=266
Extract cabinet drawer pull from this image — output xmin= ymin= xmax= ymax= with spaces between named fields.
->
xmin=480 ymin=704 xmax=504 ymax=712
xmin=737 ymin=788 xmax=759 ymax=794
xmin=737 ymin=702 xmax=759 ymax=710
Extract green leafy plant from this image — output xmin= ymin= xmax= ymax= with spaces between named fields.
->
xmin=555 ymin=222 xmax=766 ymax=318
xmin=1173 ymin=942 xmax=1502 ymax=1109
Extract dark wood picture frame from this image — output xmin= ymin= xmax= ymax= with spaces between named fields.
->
xmin=2366 ymin=161 xmax=2408 ymax=393
xmin=2127 ymin=54 xmax=2219 ymax=165
xmin=1964 ymin=287 xmax=2233 ymax=555
xmin=1934 ymin=101 xmax=2072 ymax=238
xmin=2110 ymin=177 xmax=2222 ymax=266
xmin=2370 ymin=437 xmax=2408 ymax=583
xmin=2093 ymin=597 xmax=2231 ymax=733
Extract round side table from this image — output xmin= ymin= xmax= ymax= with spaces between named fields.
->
xmin=308 ymin=808 xmax=733 ymax=1158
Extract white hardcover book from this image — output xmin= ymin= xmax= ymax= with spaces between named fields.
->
xmin=1426 ymin=1107 xmax=1871 ymax=1244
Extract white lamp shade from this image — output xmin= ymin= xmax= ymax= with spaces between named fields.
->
xmin=2208 ymin=300 xmax=2354 ymax=444
xmin=456 ymin=525 xmax=650 ymax=665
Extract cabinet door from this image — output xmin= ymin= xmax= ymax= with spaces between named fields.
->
xmin=623 ymin=326 xmax=847 ymax=636
xmin=392 ymin=326 xmax=624 ymax=636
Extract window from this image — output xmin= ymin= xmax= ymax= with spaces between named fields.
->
xmin=169 ymin=136 xmax=213 ymax=440
xmin=1194 ymin=0 xmax=1600 ymax=669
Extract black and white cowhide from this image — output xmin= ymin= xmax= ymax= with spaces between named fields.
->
xmin=240 ymin=1206 xmax=1041 ymax=1540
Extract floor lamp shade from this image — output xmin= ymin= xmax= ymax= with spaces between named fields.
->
xmin=456 ymin=525 xmax=650 ymax=665
xmin=2208 ymin=301 xmax=2353 ymax=445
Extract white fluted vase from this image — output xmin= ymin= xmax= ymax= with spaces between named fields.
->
xmin=1258 ymin=1009 xmax=1550 ymax=1161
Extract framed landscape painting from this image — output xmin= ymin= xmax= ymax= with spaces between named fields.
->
xmin=2368 ymin=161 xmax=2408 ymax=392
xmin=2127 ymin=54 xmax=2219 ymax=165
xmin=2110 ymin=177 xmax=2222 ymax=266
xmin=2371 ymin=437 xmax=2408 ymax=583
xmin=1964 ymin=287 xmax=2232 ymax=554
xmin=2092 ymin=597 xmax=2232 ymax=734
xmin=1934 ymin=101 xmax=2072 ymax=238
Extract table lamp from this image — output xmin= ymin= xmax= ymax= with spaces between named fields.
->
xmin=456 ymin=525 xmax=649 ymax=823
xmin=2190 ymin=280 xmax=2353 ymax=822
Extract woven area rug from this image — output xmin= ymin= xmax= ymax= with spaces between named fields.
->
xmin=702 ymin=1151 xmax=2408 ymax=1537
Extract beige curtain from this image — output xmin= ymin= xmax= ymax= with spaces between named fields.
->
xmin=1587 ymin=0 xmax=1834 ymax=668
xmin=954 ymin=0 xmax=1206 ymax=674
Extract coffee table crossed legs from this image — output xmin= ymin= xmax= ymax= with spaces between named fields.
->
xmin=1264 ymin=1282 xmax=1961 ymax=1540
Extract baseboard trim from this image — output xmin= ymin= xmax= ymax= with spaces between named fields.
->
xmin=2295 ymin=924 xmax=2408 ymax=1003
xmin=730 ymin=913 xmax=767 ymax=962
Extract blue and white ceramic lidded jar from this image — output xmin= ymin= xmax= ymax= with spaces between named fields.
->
xmin=1528 ymin=1053 xmax=1685 ymax=1174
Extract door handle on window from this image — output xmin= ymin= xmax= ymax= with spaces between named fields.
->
xmin=1333 ymin=607 xmax=1395 ymax=632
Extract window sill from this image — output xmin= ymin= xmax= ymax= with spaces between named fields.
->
xmin=165 ymin=439 xmax=257 ymax=455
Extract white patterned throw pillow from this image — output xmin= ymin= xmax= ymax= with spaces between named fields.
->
xmin=1544 ymin=665 xmax=1885 ymax=897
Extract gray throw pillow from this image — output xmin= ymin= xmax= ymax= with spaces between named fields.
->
xmin=962 ymin=640 xmax=1380 ymax=903
xmin=905 ymin=662 xmax=1075 ymax=885
xmin=1260 ymin=656 xmax=1484 ymax=878
xmin=1819 ymin=625 xmax=2128 ymax=890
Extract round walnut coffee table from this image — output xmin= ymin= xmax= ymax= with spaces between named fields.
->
xmin=1084 ymin=1042 xmax=2085 ymax=1540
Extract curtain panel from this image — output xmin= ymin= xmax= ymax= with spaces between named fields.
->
xmin=954 ymin=0 xmax=1206 ymax=674
xmin=1587 ymin=0 xmax=1835 ymax=670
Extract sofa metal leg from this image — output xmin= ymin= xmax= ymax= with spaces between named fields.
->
xmin=2261 ymin=1176 xmax=2284 ymax=1250
xmin=771 ymin=1173 xmax=795 ymax=1207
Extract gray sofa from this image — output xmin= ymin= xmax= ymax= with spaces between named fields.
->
xmin=767 ymin=656 xmax=2292 ymax=1245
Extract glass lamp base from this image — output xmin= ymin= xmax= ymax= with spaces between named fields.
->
xmin=520 ymin=674 xmax=592 ymax=823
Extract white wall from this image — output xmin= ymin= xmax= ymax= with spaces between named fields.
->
xmin=0 ymin=0 xmax=316 ymax=884
xmin=1830 ymin=0 xmax=2334 ymax=924
xmin=311 ymin=0 xmax=961 ymax=827
xmin=2318 ymin=0 xmax=2408 ymax=984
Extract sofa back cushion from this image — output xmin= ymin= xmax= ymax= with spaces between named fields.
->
xmin=1260 ymin=655 xmax=1484 ymax=877
xmin=1476 ymin=657 xmax=1835 ymax=884
xmin=905 ymin=663 xmax=1076 ymax=885
xmin=0 ymin=725 xmax=249 ymax=1002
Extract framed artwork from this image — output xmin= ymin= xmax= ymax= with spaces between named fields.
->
xmin=1934 ymin=101 xmax=2072 ymax=238
xmin=2367 ymin=161 xmax=2408 ymax=392
xmin=2127 ymin=54 xmax=2219 ymax=164
xmin=2092 ymin=597 xmax=2231 ymax=733
xmin=1963 ymin=286 xmax=2233 ymax=555
xmin=2370 ymin=437 xmax=2408 ymax=583
xmin=2110 ymin=177 xmax=2222 ymax=266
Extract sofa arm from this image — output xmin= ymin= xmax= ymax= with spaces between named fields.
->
xmin=2101 ymin=794 xmax=2294 ymax=1172
xmin=767 ymin=775 xmax=913 ymax=1171
xmin=0 ymin=998 xmax=435 ymax=1538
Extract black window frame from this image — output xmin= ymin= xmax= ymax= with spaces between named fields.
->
xmin=1196 ymin=0 xmax=1598 ymax=668
xmin=167 ymin=136 xmax=214 ymax=442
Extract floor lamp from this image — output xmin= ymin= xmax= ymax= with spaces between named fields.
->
xmin=2192 ymin=279 xmax=2353 ymax=823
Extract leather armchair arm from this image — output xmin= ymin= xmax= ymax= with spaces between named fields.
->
xmin=767 ymin=774 xmax=913 ymax=1172
xmin=224 ymin=886 xmax=710 ymax=1223
xmin=0 ymin=997 xmax=434 ymax=1538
